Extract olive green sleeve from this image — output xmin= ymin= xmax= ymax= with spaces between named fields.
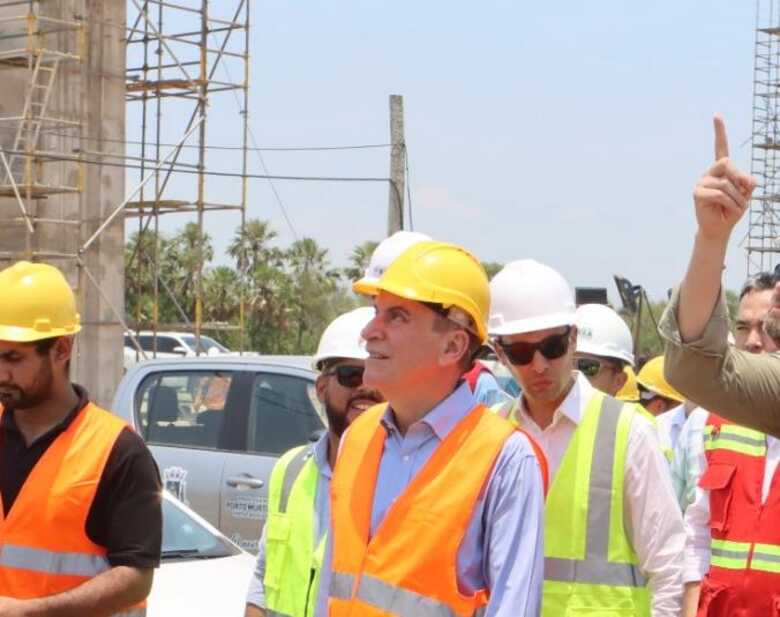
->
xmin=660 ymin=287 xmax=780 ymax=438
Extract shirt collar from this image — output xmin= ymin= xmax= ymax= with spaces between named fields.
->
xmin=381 ymin=380 xmax=477 ymax=441
xmin=311 ymin=430 xmax=332 ymax=479
xmin=518 ymin=372 xmax=592 ymax=427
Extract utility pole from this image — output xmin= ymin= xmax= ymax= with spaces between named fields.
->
xmin=387 ymin=94 xmax=405 ymax=235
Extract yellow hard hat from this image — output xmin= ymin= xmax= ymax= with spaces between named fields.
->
xmin=616 ymin=366 xmax=639 ymax=402
xmin=636 ymin=356 xmax=684 ymax=403
xmin=0 ymin=261 xmax=81 ymax=342
xmin=353 ymin=240 xmax=490 ymax=342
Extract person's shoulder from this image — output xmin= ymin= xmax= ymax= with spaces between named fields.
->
xmin=497 ymin=429 xmax=540 ymax=463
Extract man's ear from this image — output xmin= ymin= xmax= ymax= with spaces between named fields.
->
xmin=614 ymin=368 xmax=628 ymax=391
xmin=440 ymin=330 xmax=470 ymax=368
xmin=315 ymin=373 xmax=328 ymax=403
xmin=52 ymin=336 xmax=74 ymax=366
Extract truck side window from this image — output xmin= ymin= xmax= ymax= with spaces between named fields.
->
xmin=247 ymin=373 xmax=324 ymax=455
xmin=136 ymin=371 xmax=234 ymax=450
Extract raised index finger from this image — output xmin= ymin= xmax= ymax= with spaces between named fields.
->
xmin=714 ymin=113 xmax=730 ymax=161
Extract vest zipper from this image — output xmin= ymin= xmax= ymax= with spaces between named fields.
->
xmin=304 ymin=567 xmax=316 ymax=615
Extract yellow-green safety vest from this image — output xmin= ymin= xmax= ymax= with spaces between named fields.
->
xmin=263 ymin=445 xmax=326 ymax=617
xmin=499 ymin=391 xmax=651 ymax=616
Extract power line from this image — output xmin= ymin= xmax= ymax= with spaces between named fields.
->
xmin=0 ymin=125 xmax=390 ymax=153
xmin=6 ymin=149 xmax=394 ymax=184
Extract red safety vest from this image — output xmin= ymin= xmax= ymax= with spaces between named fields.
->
xmin=697 ymin=414 xmax=780 ymax=616
xmin=328 ymin=402 xmax=547 ymax=617
xmin=462 ymin=361 xmax=492 ymax=392
xmin=0 ymin=403 xmax=147 ymax=615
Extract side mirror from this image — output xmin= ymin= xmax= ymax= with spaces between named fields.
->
xmin=172 ymin=346 xmax=188 ymax=356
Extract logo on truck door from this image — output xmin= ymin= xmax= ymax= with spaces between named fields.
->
xmin=163 ymin=466 xmax=189 ymax=504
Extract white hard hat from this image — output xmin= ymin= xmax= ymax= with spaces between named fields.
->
xmin=488 ymin=259 xmax=576 ymax=336
xmin=353 ymin=231 xmax=432 ymax=295
xmin=312 ymin=307 xmax=374 ymax=370
xmin=575 ymin=303 xmax=635 ymax=367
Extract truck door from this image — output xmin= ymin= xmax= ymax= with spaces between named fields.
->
xmin=135 ymin=369 xmax=237 ymax=527
xmin=219 ymin=369 xmax=324 ymax=553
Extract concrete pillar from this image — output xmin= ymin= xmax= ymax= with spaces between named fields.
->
xmin=0 ymin=0 xmax=126 ymax=407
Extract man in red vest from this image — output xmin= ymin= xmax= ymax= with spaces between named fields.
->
xmin=681 ymin=271 xmax=780 ymax=617
xmin=0 ymin=261 xmax=160 ymax=616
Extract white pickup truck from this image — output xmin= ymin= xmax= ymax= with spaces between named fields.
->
xmin=111 ymin=355 xmax=325 ymax=552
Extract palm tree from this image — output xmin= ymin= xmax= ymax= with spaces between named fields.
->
xmin=203 ymin=266 xmax=240 ymax=324
xmin=228 ymin=219 xmax=278 ymax=276
xmin=168 ymin=222 xmax=214 ymax=317
xmin=343 ymin=240 xmax=379 ymax=281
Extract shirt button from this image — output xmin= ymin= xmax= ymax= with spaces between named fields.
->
xmin=403 ymin=455 xmax=410 ymax=462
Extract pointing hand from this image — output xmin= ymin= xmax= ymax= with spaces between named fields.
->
xmin=692 ymin=114 xmax=757 ymax=241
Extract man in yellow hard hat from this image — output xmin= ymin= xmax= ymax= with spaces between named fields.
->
xmin=636 ymin=356 xmax=685 ymax=417
xmin=0 ymin=261 xmax=160 ymax=614
xmin=326 ymin=240 xmax=548 ymax=616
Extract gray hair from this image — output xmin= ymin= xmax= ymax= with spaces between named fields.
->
xmin=739 ymin=271 xmax=777 ymax=301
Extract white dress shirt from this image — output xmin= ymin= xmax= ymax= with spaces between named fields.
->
xmin=515 ymin=373 xmax=684 ymax=617
xmin=656 ymin=404 xmax=688 ymax=457
xmin=683 ymin=426 xmax=780 ymax=583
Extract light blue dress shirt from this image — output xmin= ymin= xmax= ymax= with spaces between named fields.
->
xmin=473 ymin=370 xmax=515 ymax=408
xmin=246 ymin=431 xmax=332 ymax=616
xmin=670 ymin=407 xmax=709 ymax=512
xmin=323 ymin=381 xmax=545 ymax=617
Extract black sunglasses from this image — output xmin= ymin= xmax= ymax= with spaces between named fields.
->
xmin=576 ymin=356 xmax=621 ymax=378
xmin=324 ymin=365 xmax=364 ymax=388
xmin=497 ymin=326 xmax=571 ymax=366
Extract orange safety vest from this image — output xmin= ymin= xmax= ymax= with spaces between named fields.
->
xmin=329 ymin=402 xmax=540 ymax=617
xmin=0 ymin=403 xmax=147 ymax=615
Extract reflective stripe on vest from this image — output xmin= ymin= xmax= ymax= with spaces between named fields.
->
xmin=752 ymin=543 xmax=780 ymax=574
xmin=544 ymin=395 xmax=646 ymax=588
xmin=0 ymin=544 xmax=110 ymax=577
xmin=279 ymin=447 xmax=312 ymax=513
xmin=330 ymin=572 xmax=481 ymax=617
xmin=710 ymin=539 xmax=751 ymax=570
xmin=704 ymin=424 xmax=767 ymax=457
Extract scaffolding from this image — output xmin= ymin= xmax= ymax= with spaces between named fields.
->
xmin=748 ymin=0 xmax=780 ymax=273
xmin=0 ymin=0 xmax=85 ymax=261
xmin=124 ymin=0 xmax=250 ymax=354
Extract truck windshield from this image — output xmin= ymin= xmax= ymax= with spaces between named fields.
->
xmin=162 ymin=495 xmax=239 ymax=560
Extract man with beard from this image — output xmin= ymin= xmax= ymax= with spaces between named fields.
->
xmin=245 ymin=307 xmax=382 ymax=617
xmin=0 ymin=261 xmax=161 ymax=615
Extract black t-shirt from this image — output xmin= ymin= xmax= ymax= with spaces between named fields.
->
xmin=0 ymin=385 xmax=162 ymax=568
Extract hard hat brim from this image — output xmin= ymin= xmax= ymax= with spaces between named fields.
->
xmin=352 ymin=277 xmax=380 ymax=296
xmin=575 ymin=340 xmax=635 ymax=367
xmin=488 ymin=312 xmax=575 ymax=337
xmin=0 ymin=323 xmax=81 ymax=343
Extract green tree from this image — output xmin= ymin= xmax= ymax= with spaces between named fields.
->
xmin=343 ymin=240 xmax=379 ymax=281
xmin=167 ymin=223 xmax=214 ymax=318
xmin=482 ymin=261 xmax=504 ymax=280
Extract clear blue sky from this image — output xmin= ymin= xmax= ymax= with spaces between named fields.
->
xmin=126 ymin=0 xmax=760 ymax=303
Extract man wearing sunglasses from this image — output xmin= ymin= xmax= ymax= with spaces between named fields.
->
xmin=489 ymin=259 xmax=684 ymax=617
xmin=326 ymin=240 xmax=547 ymax=617
xmin=245 ymin=307 xmax=383 ymax=617
xmin=574 ymin=303 xmax=635 ymax=396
